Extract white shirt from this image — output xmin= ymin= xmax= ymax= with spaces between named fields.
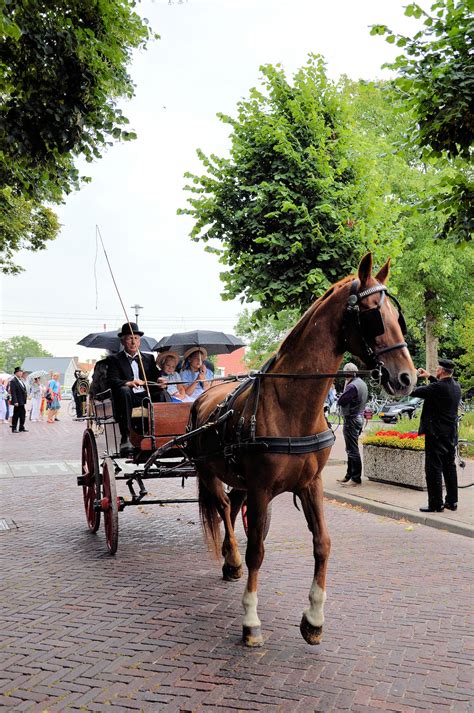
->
xmin=125 ymin=352 xmax=144 ymax=393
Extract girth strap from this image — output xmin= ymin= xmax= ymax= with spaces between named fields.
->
xmin=231 ymin=428 xmax=335 ymax=456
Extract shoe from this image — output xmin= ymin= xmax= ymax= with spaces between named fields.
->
xmin=419 ymin=506 xmax=444 ymax=513
xmin=444 ymin=502 xmax=458 ymax=511
xmin=55 ymin=418 xmax=60 ymax=421
xmin=120 ymin=438 xmax=134 ymax=456
xmin=341 ymin=479 xmax=361 ymax=487
xmin=11 ymin=429 xmax=18 ymax=433
xmin=19 ymin=428 xmax=29 ymax=432
xmin=337 ymin=476 xmax=351 ymax=483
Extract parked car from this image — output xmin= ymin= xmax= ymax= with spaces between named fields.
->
xmin=378 ymin=397 xmax=422 ymax=424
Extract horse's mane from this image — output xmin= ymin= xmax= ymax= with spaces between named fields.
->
xmin=278 ymin=275 xmax=353 ymax=355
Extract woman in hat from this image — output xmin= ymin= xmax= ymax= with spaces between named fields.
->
xmin=180 ymin=347 xmax=214 ymax=402
xmin=29 ymin=376 xmax=43 ymax=421
xmin=156 ymin=352 xmax=190 ymax=402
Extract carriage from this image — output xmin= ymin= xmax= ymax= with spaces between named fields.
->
xmin=77 ymin=382 xmax=267 ymax=555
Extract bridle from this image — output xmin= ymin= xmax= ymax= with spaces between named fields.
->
xmin=343 ymin=279 xmax=408 ymax=384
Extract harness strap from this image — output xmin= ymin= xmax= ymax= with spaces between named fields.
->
xmin=230 ymin=428 xmax=335 ymax=455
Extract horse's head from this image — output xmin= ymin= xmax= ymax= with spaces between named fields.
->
xmin=343 ymin=253 xmax=416 ymax=396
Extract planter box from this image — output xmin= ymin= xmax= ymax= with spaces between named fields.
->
xmin=363 ymin=444 xmax=426 ymax=490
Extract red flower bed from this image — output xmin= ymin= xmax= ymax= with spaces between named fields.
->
xmin=375 ymin=430 xmax=424 ymax=440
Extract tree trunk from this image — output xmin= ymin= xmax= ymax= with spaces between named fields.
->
xmin=425 ymin=290 xmax=438 ymax=373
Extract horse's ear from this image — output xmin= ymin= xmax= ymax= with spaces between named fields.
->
xmin=375 ymin=258 xmax=391 ymax=284
xmin=358 ymin=252 xmax=373 ymax=285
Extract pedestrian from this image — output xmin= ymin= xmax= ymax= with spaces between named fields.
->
xmin=9 ymin=367 xmax=29 ymax=433
xmin=336 ymin=362 xmax=368 ymax=486
xmin=46 ymin=372 xmax=62 ymax=423
xmin=0 ymin=379 xmax=9 ymax=423
xmin=414 ymin=358 xmax=462 ymax=513
xmin=29 ymin=377 xmax=43 ymax=421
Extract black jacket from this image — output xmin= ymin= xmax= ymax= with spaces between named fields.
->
xmin=9 ymin=376 xmax=28 ymax=406
xmin=107 ymin=351 xmax=159 ymax=390
xmin=412 ymin=376 xmax=461 ymax=438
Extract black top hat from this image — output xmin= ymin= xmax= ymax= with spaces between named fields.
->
xmin=438 ymin=358 xmax=454 ymax=371
xmin=117 ymin=322 xmax=144 ymax=338
xmin=14 ymin=366 xmax=22 ymax=374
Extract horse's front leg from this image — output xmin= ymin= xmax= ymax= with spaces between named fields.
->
xmin=221 ymin=488 xmax=246 ymax=581
xmin=298 ymin=477 xmax=331 ymax=645
xmin=241 ymin=489 xmax=270 ymax=647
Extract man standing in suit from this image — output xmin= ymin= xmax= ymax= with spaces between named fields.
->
xmin=414 ymin=358 xmax=462 ymax=513
xmin=107 ymin=323 xmax=170 ymax=455
xmin=10 ymin=366 xmax=28 ymax=433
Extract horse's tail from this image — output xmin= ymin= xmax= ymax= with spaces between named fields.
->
xmin=198 ymin=477 xmax=222 ymax=560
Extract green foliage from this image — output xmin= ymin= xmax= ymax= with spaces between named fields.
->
xmin=180 ymin=57 xmax=396 ymax=317
xmin=0 ymin=0 xmax=157 ymax=272
xmin=456 ymin=304 xmax=474 ymax=393
xmin=371 ymin=1 xmax=473 ymax=243
xmin=0 ymin=336 xmax=53 ymax=374
xmin=235 ymin=307 xmax=300 ymax=369
xmin=371 ymin=1 xmax=473 ymax=159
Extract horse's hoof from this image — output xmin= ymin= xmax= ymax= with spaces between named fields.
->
xmin=300 ymin=614 xmax=323 ymax=645
xmin=222 ymin=562 xmax=243 ymax=581
xmin=242 ymin=625 xmax=263 ymax=647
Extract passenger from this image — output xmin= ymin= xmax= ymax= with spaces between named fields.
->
xmin=156 ymin=352 xmax=190 ymax=402
xmin=180 ymin=347 xmax=214 ymax=402
xmin=107 ymin=322 xmax=170 ymax=456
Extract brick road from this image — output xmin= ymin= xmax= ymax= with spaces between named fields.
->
xmin=1 ymin=413 xmax=473 ymax=711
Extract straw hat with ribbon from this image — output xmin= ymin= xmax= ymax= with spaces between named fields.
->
xmin=156 ymin=351 xmax=181 ymax=369
xmin=183 ymin=346 xmax=208 ymax=362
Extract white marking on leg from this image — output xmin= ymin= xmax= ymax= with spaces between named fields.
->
xmin=303 ymin=580 xmax=326 ymax=627
xmin=242 ymin=589 xmax=261 ymax=628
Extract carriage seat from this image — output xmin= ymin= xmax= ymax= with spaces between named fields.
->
xmin=130 ymin=401 xmax=193 ymax=452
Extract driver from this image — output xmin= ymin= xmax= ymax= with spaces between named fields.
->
xmin=107 ymin=322 xmax=170 ymax=456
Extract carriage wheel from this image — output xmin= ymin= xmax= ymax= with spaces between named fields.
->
xmin=81 ymin=429 xmax=101 ymax=533
xmin=241 ymin=501 xmax=272 ymax=541
xmin=101 ymin=457 xmax=119 ymax=555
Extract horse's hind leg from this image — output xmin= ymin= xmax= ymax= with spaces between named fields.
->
xmin=221 ymin=488 xmax=246 ymax=581
xmin=241 ymin=489 xmax=270 ymax=647
xmin=298 ymin=478 xmax=331 ymax=645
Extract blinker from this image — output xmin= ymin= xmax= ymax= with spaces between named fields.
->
xmin=359 ymin=307 xmax=385 ymax=338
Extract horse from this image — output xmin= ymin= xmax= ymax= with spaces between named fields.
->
xmin=186 ymin=253 xmax=417 ymax=647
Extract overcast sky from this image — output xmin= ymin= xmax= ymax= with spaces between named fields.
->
xmin=1 ymin=0 xmax=420 ymax=362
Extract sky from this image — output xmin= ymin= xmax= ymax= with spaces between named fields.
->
xmin=1 ymin=0 xmax=421 ymax=362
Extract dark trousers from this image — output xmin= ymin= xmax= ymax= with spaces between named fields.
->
xmin=343 ymin=415 xmax=364 ymax=481
xmin=424 ymin=434 xmax=458 ymax=508
xmin=74 ymin=394 xmax=86 ymax=418
xmin=12 ymin=405 xmax=26 ymax=431
xmin=113 ymin=386 xmax=170 ymax=440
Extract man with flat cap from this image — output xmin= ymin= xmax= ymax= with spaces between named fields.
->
xmin=107 ymin=322 xmax=170 ymax=456
xmin=336 ymin=362 xmax=368 ymax=486
xmin=413 ymin=358 xmax=461 ymax=513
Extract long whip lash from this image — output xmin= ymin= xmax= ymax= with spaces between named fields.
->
xmin=95 ymin=225 xmax=152 ymax=402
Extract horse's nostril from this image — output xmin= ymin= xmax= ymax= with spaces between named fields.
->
xmin=400 ymin=372 xmax=411 ymax=387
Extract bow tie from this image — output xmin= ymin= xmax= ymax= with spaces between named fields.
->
xmin=127 ymin=354 xmax=139 ymax=362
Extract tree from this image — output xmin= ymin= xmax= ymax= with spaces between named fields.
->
xmin=455 ymin=304 xmax=474 ymax=395
xmin=180 ymin=57 xmax=399 ymax=317
xmin=0 ymin=336 xmax=53 ymax=374
xmin=235 ymin=308 xmax=300 ymax=369
xmin=0 ymin=1 xmax=157 ymax=273
xmin=371 ymin=1 xmax=473 ymax=242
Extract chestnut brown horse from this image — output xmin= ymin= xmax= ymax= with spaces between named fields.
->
xmin=186 ymin=254 xmax=416 ymax=647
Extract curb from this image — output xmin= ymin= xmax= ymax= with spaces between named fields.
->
xmin=324 ymin=488 xmax=474 ymax=539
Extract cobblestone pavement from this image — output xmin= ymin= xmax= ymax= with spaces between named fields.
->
xmin=1 ymin=467 xmax=473 ymax=712
xmin=1 ymin=410 xmax=473 ymax=711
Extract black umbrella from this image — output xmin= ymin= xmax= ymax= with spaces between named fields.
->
xmin=77 ymin=331 xmax=158 ymax=353
xmin=154 ymin=330 xmax=245 ymax=356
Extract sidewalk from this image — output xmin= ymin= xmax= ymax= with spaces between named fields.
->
xmin=324 ymin=458 xmax=474 ymax=538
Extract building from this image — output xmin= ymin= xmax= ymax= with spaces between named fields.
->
xmin=21 ymin=357 xmax=80 ymax=391
xmin=215 ymin=348 xmax=247 ymax=377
